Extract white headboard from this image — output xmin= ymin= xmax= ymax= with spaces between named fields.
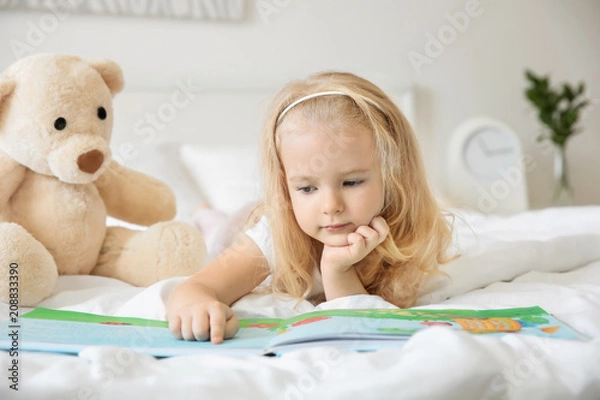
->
xmin=111 ymin=90 xmax=272 ymax=164
xmin=110 ymin=88 xmax=416 ymax=165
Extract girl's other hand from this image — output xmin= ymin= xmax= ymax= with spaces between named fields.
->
xmin=168 ymin=301 xmax=239 ymax=344
xmin=321 ymin=216 xmax=390 ymax=273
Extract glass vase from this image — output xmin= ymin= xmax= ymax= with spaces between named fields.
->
xmin=552 ymin=143 xmax=574 ymax=206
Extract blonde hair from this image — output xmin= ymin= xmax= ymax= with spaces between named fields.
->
xmin=259 ymin=71 xmax=453 ymax=308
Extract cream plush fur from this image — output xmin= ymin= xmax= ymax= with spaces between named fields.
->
xmin=0 ymin=54 xmax=206 ymax=306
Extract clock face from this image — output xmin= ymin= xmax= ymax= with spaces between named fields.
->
xmin=463 ymin=126 xmax=519 ymax=181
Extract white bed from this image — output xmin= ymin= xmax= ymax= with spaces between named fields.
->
xmin=1 ymin=90 xmax=599 ymax=400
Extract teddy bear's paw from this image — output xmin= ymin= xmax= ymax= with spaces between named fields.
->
xmin=152 ymin=221 xmax=207 ymax=282
xmin=0 ymin=222 xmax=58 ymax=306
xmin=95 ymin=222 xmax=206 ymax=287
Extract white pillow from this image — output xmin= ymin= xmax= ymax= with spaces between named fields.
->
xmin=179 ymin=144 xmax=262 ymax=215
xmin=416 ymin=207 xmax=600 ymax=305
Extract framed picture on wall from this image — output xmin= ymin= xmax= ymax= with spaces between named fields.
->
xmin=0 ymin=0 xmax=247 ymax=22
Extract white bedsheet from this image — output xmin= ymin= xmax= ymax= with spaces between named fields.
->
xmin=1 ymin=207 xmax=600 ymax=400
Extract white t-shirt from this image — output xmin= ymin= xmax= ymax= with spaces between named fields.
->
xmin=245 ymin=215 xmax=325 ymax=297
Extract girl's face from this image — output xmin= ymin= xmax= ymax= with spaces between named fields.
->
xmin=279 ymin=118 xmax=385 ymax=247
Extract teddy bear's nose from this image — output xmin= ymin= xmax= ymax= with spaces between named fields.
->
xmin=77 ymin=150 xmax=104 ymax=174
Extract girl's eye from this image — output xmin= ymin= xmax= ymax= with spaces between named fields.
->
xmin=298 ymin=186 xmax=316 ymax=193
xmin=344 ymin=180 xmax=364 ymax=187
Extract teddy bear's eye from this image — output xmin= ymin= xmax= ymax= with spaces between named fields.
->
xmin=54 ymin=117 xmax=67 ymax=131
xmin=97 ymin=107 xmax=107 ymax=120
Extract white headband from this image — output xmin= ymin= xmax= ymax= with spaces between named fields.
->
xmin=277 ymin=91 xmax=347 ymax=124
xmin=276 ymin=90 xmax=385 ymax=125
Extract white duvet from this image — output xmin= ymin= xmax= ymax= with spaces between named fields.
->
xmin=1 ymin=207 xmax=600 ymax=400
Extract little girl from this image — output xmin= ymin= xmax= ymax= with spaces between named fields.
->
xmin=167 ymin=71 xmax=453 ymax=343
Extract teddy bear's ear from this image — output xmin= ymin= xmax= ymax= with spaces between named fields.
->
xmin=0 ymin=77 xmax=15 ymax=111
xmin=88 ymin=59 xmax=124 ymax=97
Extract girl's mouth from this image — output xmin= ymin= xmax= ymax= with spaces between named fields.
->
xmin=323 ymin=223 xmax=351 ymax=232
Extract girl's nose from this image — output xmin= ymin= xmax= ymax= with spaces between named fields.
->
xmin=323 ymin=189 xmax=343 ymax=215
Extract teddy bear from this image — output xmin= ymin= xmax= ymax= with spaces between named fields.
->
xmin=0 ymin=53 xmax=206 ymax=306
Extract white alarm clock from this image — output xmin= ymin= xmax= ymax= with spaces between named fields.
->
xmin=445 ymin=117 xmax=529 ymax=214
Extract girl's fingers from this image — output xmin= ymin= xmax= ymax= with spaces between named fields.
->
xmin=347 ymin=232 xmax=365 ymax=246
xmin=347 ymin=232 xmax=366 ymax=254
xmin=355 ymin=225 xmax=377 ymax=242
xmin=370 ymin=216 xmax=390 ymax=238
xmin=168 ymin=316 xmax=183 ymax=340
xmin=170 ymin=303 xmax=239 ymax=343
xmin=211 ymin=306 xmax=240 ymax=343
xmin=191 ymin=312 xmax=210 ymax=341
xmin=354 ymin=225 xmax=384 ymax=250
xmin=180 ymin=315 xmax=197 ymax=341
xmin=223 ymin=312 xmax=240 ymax=340
xmin=209 ymin=304 xmax=227 ymax=344
xmin=351 ymin=218 xmax=390 ymax=254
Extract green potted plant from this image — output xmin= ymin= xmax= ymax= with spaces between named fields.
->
xmin=524 ymin=70 xmax=590 ymax=205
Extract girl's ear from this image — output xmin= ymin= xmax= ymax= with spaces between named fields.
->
xmin=87 ymin=59 xmax=124 ymax=97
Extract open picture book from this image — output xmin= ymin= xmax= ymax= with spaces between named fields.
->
xmin=0 ymin=306 xmax=584 ymax=357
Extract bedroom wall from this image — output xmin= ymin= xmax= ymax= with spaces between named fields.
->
xmin=0 ymin=0 xmax=598 ymax=209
